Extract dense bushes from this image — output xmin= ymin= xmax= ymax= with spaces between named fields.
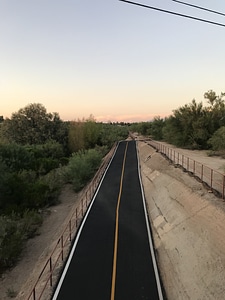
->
xmin=68 ymin=118 xmax=129 ymax=153
xmin=0 ymin=211 xmax=42 ymax=270
xmin=0 ymin=141 xmax=65 ymax=174
xmin=0 ymin=142 xmax=65 ymax=214
xmin=64 ymin=148 xmax=103 ymax=191
xmin=0 ymin=105 xmax=129 ymax=273
xmin=207 ymin=126 xmax=225 ymax=152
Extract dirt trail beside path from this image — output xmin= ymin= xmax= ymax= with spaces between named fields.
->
xmin=1 ymin=140 xmax=225 ymax=299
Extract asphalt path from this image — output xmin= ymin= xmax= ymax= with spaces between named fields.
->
xmin=52 ymin=140 xmax=163 ymax=300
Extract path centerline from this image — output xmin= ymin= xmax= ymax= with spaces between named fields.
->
xmin=110 ymin=141 xmax=128 ymax=300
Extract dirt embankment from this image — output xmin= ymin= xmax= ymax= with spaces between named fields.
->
xmin=138 ymin=141 xmax=225 ymax=300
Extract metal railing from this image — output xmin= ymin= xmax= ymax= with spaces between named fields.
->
xmin=147 ymin=140 xmax=225 ymax=199
xmin=26 ymin=144 xmax=116 ymax=300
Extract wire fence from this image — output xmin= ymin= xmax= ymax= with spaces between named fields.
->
xmin=26 ymin=144 xmax=116 ymax=300
xmin=147 ymin=140 xmax=225 ymax=199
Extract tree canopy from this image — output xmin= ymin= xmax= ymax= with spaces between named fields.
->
xmin=134 ymin=90 xmax=225 ymax=150
xmin=0 ymin=103 xmax=68 ymax=147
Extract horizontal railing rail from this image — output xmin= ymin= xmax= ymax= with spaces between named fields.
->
xmin=147 ymin=140 xmax=225 ymax=199
xmin=26 ymin=144 xmax=117 ymax=300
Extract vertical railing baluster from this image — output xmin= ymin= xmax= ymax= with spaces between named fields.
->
xmin=61 ymin=236 xmax=64 ymax=261
xmin=49 ymin=258 xmax=53 ymax=286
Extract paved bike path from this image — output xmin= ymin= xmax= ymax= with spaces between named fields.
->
xmin=52 ymin=141 xmax=163 ymax=300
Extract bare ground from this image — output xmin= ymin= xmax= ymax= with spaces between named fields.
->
xmin=138 ymin=141 xmax=225 ymax=300
xmin=1 ymin=141 xmax=225 ymax=299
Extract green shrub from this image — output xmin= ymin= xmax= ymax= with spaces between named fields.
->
xmin=21 ymin=209 xmax=43 ymax=238
xmin=6 ymin=287 xmax=17 ymax=298
xmin=208 ymin=126 xmax=225 ymax=151
xmin=38 ymin=169 xmax=63 ymax=206
xmin=0 ymin=143 xmax=34 ymax=172
xmin=0 ymin=211 xmax=43 ymax=271
xmin=64 ymin=148 xmax=102 ymax=191
xmin=0 ymin=216 xmax=24 ymax=268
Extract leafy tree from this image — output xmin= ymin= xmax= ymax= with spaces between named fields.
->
xmin=1 ymin=103 xmax=68 ymax=147
xmin=132 ymin=122 xmax=151 ymax=136
xmin=0 ymin=143 xmax=34 ymax=172
xmin=204 ymin=90 xmax=217 ymax=106
xmin=83 ymin=115 xmax=101 ymax=149
xmin=204 ymin=90 xmax=225 ymax=135
xmin=0 ymin=141 xmax=64 ymax=174
xmin=98 ymin=123 xmax=128 ymax=148
xmin=150 ymin=117 xmax=164 ymax=140
xmin=68 ymin=120 xmax=86 ymax=153
xmin=162 ymin=99 xmax=209 ymax=148
xmin=68 ymin=118 xmax=128 ymax=153
xmin=68 ymin=116 xmax=102 ymax=152
xmin=162 ymin=116 xmax=185 ymax=146
xmin=207 ymin=126 xmax=225 ymax=151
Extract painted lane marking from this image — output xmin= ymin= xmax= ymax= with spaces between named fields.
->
xmin=110 ymin=142 xmax=128 ymax=300
xmin=52 ymin=143 xmax=120 ymax=300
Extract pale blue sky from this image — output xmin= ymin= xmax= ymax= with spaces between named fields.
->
xmin=1 ymin=0 xmax=225 ymax=122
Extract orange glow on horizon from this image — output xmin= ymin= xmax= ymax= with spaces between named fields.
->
xmin=95 ymin=113 xmax=169 ymax=123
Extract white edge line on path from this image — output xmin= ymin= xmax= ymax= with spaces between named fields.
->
xmin=52 ymin=142 xmax=119 ymax=300
xmin=136 ymin=141 xmax=164 ymax=300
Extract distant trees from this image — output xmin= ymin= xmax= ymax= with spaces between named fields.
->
xmin=143 ymin=90 xmax=225 ymax=150
xmin=68 ymin=117 xmax=129 ymax=153
xmin=68 ymin=116 xmax=101 ymax=153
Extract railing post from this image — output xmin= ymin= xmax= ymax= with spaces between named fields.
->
xmin=210 ymin=169 xmax=213 ymax=190
xmin=49 ymin=257 xmax=53 ymax=286
xmin=201 ymin=165 xmax=203 ymax=181
xmin=33 ymin=289 xmax=36 ymax=300
xmin=69 ymin=220 xmax=72 ymax=242
xmin=76 ymin=208 xmax=78 ymax=228
xmin=223 ymin=176 xmax=225 ymax=199
xmin=81 ymin=198 xmax=84 ymax=216
xmin=187 ymin=157 xmax=189 ymax=171
xmin=61 ymin=236 xmax=64 ymax=261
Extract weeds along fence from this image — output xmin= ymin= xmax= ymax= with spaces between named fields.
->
xmin=147 ymin=140 xmax=225 ymax=199
xmin=26 ymin=144 xmax=117 ymax=300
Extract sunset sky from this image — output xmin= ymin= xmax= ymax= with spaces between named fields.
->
xmin=1 ymin=0 xmax=225 ymax=122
